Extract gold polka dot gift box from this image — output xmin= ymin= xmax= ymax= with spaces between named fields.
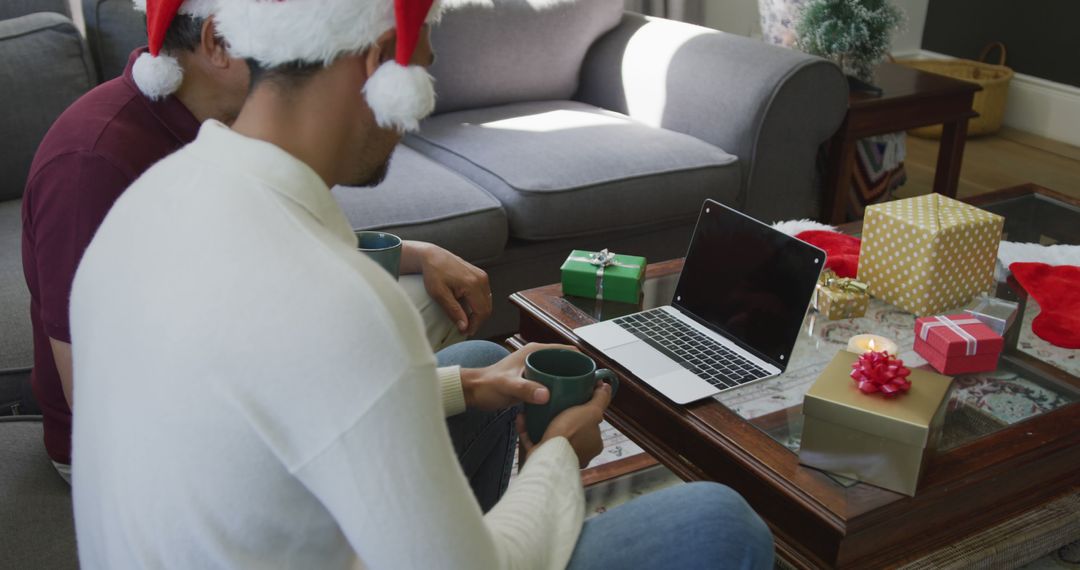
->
xmin=857 ymin=194 xmax=1003 ymax=316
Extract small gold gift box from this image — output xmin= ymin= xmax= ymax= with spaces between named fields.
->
xmin=798 ymin=351 xmax=954 ymax=496
xmin=815 ymin=270 xmax=869 ymax=320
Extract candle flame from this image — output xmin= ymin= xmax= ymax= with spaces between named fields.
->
xmin=868 ymin=338 xmax=876 ymax=351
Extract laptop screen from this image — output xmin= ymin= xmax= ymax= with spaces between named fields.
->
xmin=672 ymin=200 xmax=824 ymax=369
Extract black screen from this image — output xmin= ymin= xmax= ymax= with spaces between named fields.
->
xmin=673 ymin=201 xmax=824 ymax=369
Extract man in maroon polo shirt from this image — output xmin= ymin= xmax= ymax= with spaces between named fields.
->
xmin=20 ymin=6 xmax=248 ymax=480
xmin=22 ymin=2 xmax=496 ymax=484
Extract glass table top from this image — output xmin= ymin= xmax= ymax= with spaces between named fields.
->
xmin=979 ymin=193 xmax=1080 ymax=246
xmin=570 ymin=269 xmax=1079 ymax=466
xmin=716 ymin=284 xmax=1078 ymax=456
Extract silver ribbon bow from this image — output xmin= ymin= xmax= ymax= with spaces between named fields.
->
xmin=919 ymin=316 xmax=982 ymax=356
xmin=568 ymin=249 xmax=639 ymax=301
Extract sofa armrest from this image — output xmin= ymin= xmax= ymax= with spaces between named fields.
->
xmin=575 ymin=13 xmax=847 ymax=222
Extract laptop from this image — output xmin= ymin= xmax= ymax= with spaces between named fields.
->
xmin=574 ymin=199 xmax=826 ymax=404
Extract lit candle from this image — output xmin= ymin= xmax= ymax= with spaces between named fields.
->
xmin=847 ymin=334 xmax=899 ymax=355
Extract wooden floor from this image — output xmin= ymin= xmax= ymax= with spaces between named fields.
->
xmin=898 ymin=127 xmax=1080 ymax=201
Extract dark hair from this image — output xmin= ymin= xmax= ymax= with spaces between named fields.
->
xmin=245 ymin=59 xmax=325 ymax=93
xmin=159 ymin=14 xmax=205 ymax=53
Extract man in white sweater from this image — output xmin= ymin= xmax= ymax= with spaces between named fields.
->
xmin=70 ymin=0 xmax=775 ymax=568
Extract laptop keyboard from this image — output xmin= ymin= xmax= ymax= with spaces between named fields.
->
xmin=612 ymin=308 xmax=769 ymax=390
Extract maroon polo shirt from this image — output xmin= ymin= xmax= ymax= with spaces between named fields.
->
xmin=21 ymin=48 xmax=200 ymax=465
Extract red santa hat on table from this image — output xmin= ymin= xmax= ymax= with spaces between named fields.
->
xmin=131 ymin=0 xmax=217 ymax=100
xmin=214 ymin=0 xmax=443 ymax=133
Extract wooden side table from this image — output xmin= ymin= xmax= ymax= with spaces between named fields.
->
xmin=822 ymin=62 xmax=981 ymax=224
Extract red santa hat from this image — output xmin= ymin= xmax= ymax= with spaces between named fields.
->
xmin=131 ymin=0 xmax=218 ymax=100
xmin=213 ymin=0 xmax=443 ymax=132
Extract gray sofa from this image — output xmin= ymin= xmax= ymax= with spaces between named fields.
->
xmin=1 ymin=0 xmax=846 ymax=371
xmin=0 ymin=415 xmax=77 ymax=569
xmin=0 ymin=1 xmax=845 ymax=567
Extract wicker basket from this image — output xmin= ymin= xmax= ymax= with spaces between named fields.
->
xmin=897 ymin=42 xmax=1014 ymax=138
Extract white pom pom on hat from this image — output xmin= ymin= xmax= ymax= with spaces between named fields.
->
xmin=130 ymin=0 xmax=217 ymax=100
xmin=214 ymin=0 xmax=443 ymax=132
xmin=132 ymin=51 xmax=184 ymax=99
xmin=364 ymin=63 xmax=436 ymax=133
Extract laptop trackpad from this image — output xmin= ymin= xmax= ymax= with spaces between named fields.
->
xmin=605 ymin=343 xmax=682 ymax=378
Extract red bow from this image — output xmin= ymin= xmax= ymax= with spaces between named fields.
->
xmin=850 ymin=351 xmax=911 ymax=397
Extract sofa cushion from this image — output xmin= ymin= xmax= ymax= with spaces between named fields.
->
xmin=0 ymin=13 xmax=95 ymax=203
xmin=0 ymin=200 xmax=31 ymax=371
xmin=429 ymin=0 xmax=623 ymax=114
xmin=0 ymin=0 xmax=69 ymax=20
xmin=0 ymin=417 xmax=77 ymax=568
xmin=406 ymin=101 xmax=740 ymax=241
xmin=331 ymin=146 xmax=508 ymax=263
xmin=83 ymin=0 xmax=146 ymax=81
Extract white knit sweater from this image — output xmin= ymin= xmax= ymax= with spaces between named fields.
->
xmin=70 ymin=121 xmax=585 ymax=569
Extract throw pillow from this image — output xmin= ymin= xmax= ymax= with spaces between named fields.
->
xmin=429 ymin=0 xmax=624 ymax=114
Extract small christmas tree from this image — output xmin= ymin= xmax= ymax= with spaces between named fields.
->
xmin=795 ymin=0 xmax=903 ymax=82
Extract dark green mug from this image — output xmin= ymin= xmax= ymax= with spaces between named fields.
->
xmin=523 ymin=349 xmax=618 ymax=443
xmin=355 ymin=230 xmax=402 ymax=279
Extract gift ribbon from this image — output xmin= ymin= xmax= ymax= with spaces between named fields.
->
xmin=919 ymin=316 xmax=982 ymax=356
xmin=820 ymin=270 xmax=869 ymax=294
xmin=850 ymin=350 xmax=911 ymax=397
xmin=568 ymin=249 xmax=641 ymax=301
xmin=814 ymin=270 xmax=868 ymax=314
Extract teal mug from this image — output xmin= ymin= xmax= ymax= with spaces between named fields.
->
xmin=355 ymin=231 xmax=402 ymax=279
xmin=523 ymin=349 xmax=618 ymax=443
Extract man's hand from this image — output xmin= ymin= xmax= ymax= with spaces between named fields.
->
xmin=401 ymin=241 xmax=491 ymax=336
xmin=459 ymin=343 xmax=576 ymax=411
xmin=516 ymin=380 xmax=612 ymax=468
xmin=50 ymin=338 xmax=74 ymax=408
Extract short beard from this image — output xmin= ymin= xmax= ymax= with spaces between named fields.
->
xmin=351 ymin=158 xmax=391 ymax=188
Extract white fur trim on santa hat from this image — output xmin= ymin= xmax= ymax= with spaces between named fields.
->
xmin=214 ymin=0 xmax=441 ymax=67
xmin=770 ymin=219 xmax=837 ymax=237
xmin=994 ymin=241 xmax=1080 ymax=282
xmin=364 ymin=62 xmax=436 ymax=133
xmin=131 ymin=0 xmax=217 ymax=18
xmin=132 ymin=51 xmax=183 ymax=100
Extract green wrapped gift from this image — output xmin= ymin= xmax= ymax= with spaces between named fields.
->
xmin=560 ymin=249 xmax=646 ymax=305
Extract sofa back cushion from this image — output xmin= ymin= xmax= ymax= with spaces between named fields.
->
xmin=83 ymin=0 xmax=146 ymax=81
xmin=0 ymin=13 xmax=96 ymax=202
xmin=429 ymin=0 xmax=624 ymax=114
xmin=0 ymin=0 xmax=69 ymax=21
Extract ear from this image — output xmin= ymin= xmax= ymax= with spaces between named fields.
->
xmin=364 ymin=28 xmax=398 ymax=78
xmin=201 ymin=17 xmax=231 ymax=69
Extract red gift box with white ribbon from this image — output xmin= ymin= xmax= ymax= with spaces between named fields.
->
xmin=914 ymin=314 xmax=1004 ymax=375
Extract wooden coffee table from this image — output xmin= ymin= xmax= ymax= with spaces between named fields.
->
xmin=509 ymin=185 xmax=1080 ymax=568
xmin=822 ymin=62 xmax=981 ymax=224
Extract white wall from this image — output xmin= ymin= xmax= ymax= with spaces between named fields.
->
xmin=703 ymin=0 xmax=928 ymax=55
xmin=890 ymin=0 xmax=929 ymax=55
xmin=703 ymin=0 xmax=761 ymax=38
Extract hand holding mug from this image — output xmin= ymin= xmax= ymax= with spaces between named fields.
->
xmin=516 ymin=348 xmax=618 ymax=468
xmin=516 ymin=381 xmax=613 ymax=469
xmin=459 ymin=343 xmax=571 ymax=412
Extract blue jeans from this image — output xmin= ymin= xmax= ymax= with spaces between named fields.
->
xmin=437 ymin=341 xmax=517 ymax=514
xmin=566 ymin=482 xmax=775 ymax=570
